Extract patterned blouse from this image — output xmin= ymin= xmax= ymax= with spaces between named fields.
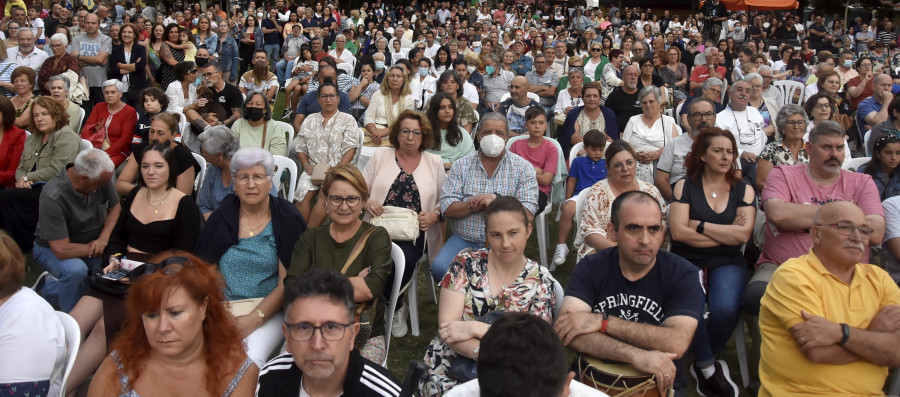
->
xmin=383 ymin=156 xmax=422 ymax=213
xmin=575 ymin=179 xmax=668 ymax=258
xmin=758 ymin=141 xmax=809 ymax=168
xmin=420 ymin=248 xmax=556 ymax=397
xmin=112 ymin=351 xmax=254 ymax=397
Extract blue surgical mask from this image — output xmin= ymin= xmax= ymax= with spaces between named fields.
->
xmin=375 ymin=61 xmax=385 ymax=70
xmin=418 ymin=68 xmax=428 ymax=76
xmin=485 ymin=65 xmax=495 ymax=75
xmin=473 ymin=46 xmax=481 ymax=54
xmin=843 ymin=59 xmax=853 ymax=68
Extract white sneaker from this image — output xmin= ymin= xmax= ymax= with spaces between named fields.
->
xmin=553 ymin=244 xmax=569 ymax=266
xmin=391 ymin=304 xmax=408 ymax=338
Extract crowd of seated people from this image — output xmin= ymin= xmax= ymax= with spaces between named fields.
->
xmin=3 ymin=2 xmax=900 ymax=397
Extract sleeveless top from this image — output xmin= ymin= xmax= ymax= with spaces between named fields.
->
xmin=670 ymin=175 xmax=756 ymax=269
xmin=111 ymin=351 xmax=253 ymax=397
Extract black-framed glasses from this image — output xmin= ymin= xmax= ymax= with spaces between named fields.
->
xmin=690 ymin=112 xmax=715 ymax=120
xmin=784 ymin=120 xmax=806 ymax=127
xmin=284 ymin=322 xmax=354 ymax=341
xmin=202 ymin=71 xmax=217 ymax=78
xmin=816 ymin=222 xmax=874 ymax=239
xmin=188 ymin=69 xmax=198 ymax=74
xmin=327 ymin=195 xmax=362 ymax=208
xmin=591 ymin=48 xmax=601 ymax=52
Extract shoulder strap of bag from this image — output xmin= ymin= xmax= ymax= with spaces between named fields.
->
xmin=261 ymin=120 xmax=268 ymax=148
xmin=340 ymin=227 xmax=377 ymax=274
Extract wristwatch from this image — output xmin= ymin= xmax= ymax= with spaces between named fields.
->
xmin=696 ymin=221 xmax=706 ymax=234
xmin=255 ymin=309 xmax=266 ymax=320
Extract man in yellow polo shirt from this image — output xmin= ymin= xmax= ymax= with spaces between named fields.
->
xmin=759 ymin=201 xmax=900 ymax=396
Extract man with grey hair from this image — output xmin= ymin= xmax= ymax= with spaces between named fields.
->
xmin=525 ymin=52 xmax=560 ymax=121
xmin=689 ymin=46 xmax=725 ymax=92
xmin=716 ymin=79 xmax=765 ymax=183
xmin=433 ymin=112 xmax=538 ymax=281
xmin=857 ymin=73 xmax=894 ymax=136
xmin=7 ymin=28 xmax=48 ymax=83
xmin=757 ymin=65 xmax=784 ymax=105
xmin=657 ymin=97 xmax=718 ymax=201
xmin=679 ymin=77 xmax=726 ymax=130
xmin=32 ymin=149 xmax=120 ymax=313
xmin=187 ymin=60 xmax=243 ymax=131
xmin=276 ymin=24 xmax=306 ymax=88
xmin=70 ymin=13 xmax=112 ymax=108
xmin=740 ymin=120 xmax=884 ymax=394
xmin=605 ymin=64 xmax=642 ymax=128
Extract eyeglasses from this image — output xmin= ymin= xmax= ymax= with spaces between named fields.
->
xmin=690 ymin=112 xmax=715 ymax=120
xmin=202 ymin=71 xmax=217 ymax=78
xmin=784 ymin=120 xmax=806 ymax=127
xmin=591 ymin=48 xmax=601 ymax=52
xmin=816 ymin=222 xmax=874 ymax=239
xmin=327 ymin=195 xmax=362 ymax=208
xmin=400 ymin=128 xmax=422 ymax=136
xmin=814 ymin=103 xmax=831 ymax=110
xmin=188 ymin=69 xmax=197 ymax=74
xmin=284 ymin=322 xmax=354 ymax=341
xmin=609 ymin=159 xmax=636 ymax=170
xmin=319 ymin=93 xmax=338 ymax=100
xmin=235 ymin=173 xmax=269 ymax=184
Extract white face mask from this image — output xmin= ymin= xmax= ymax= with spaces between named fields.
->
xmin=467 ymin=65 xmax=476 ymax=74
xmin=479 ymin=134 xmax=505 ymax=157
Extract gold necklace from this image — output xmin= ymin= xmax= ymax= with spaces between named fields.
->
xmin=240 ymin=214 xmax=271 ymax=237
xmin=146 ymin=189 xmax=171 ymax=214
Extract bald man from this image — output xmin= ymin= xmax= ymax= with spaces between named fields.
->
xmin=759 ymin=201 xmax=900 ymax=396
xmin=498 ymin=76 xmax=541 ymax=135
xmin=605 ymin=64 xmax=642 ymax=126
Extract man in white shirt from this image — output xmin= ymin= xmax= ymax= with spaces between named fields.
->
xmin=423 ymin=30 xmax=441 ymax=59
xmin=7 ymin=28 xmax=48 ymax=90
xmin=453 ymin=59 xmax=479 ymax=108
xmin=716 ymin=79 xmax=766 ymax=184
xmin=410 ymin=56 xmax=437 ymax=109
xmin=390 ymin=26 xmax=412 ymax=48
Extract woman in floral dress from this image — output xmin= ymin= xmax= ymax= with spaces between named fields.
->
xmin=420 ymin=196 xmax=557 ymax=397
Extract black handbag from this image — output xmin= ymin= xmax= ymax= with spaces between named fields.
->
xmin=88 ymin=273 xmax=130 ymax=297
xmin=448 ymin=311 xmax=507 ymax=382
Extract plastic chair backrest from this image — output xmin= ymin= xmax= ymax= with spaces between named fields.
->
xmin=191 ymin=152 xmax=208 ymax=192
xmin=54 ymin=311 xmax=80 ymax=397
xmin=272 ymin=155 xmax=298 ymax=202
xmin=383 ymin=242 xmax=405 ymax=366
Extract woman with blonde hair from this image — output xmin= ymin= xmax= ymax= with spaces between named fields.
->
xmin=363 ymin=65 xmax=414 ymax=147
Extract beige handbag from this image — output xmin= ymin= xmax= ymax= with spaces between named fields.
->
xmin=227 ymin=298 xmax=265 ymax=316
xmin=309 ymin=163 xmax=331 ymax=185
xmin=370 ymin=206 xmax=420 ymax=241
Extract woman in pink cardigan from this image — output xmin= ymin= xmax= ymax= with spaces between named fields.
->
xmin=362 ymin=110 xmax=446 ymax=339
xmin=81 ymin=79 xmax=138 ymax=167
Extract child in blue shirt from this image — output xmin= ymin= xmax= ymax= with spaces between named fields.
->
xmin=553 ymin=129 xmax=608 ymax=267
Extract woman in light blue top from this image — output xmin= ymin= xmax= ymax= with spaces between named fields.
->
xmin=197 ymin=126 xmax=275 ymax=219
xmin=425 ymin=92 xmax=474 ymax=170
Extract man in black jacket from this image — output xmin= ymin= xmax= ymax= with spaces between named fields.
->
xmin=256 ymin=269 xmax=403 ymax=397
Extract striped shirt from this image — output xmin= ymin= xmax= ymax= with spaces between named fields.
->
xmin=441 ymin=151 xmax=539 ymax=243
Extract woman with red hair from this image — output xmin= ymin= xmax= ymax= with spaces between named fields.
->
xmin=669 ymin=127 xmax=756 ymax=394
xmin=87 ymin=252 xmax=258 ymax=396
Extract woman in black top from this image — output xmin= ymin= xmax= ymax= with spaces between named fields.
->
xmin=108 ymin=23 xmax=148 ymax=107
xmin=65 ymin=141 xmax=201 ymax=394
xmin=669 ymin=127 xmax=756 ymax=389
xmin=116 ymin=113 xmax=199 ymax=196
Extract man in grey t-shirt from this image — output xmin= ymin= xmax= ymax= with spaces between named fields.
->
xmin=655 ymin=98 xmax=718 ymax=201
xmin=33 ymin=149 xmax=120 ymax=313
xmin=70 ymin=13 xmax=111 ymax=108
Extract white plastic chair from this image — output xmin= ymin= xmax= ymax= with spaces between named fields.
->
xmin=383 ymin=242 xmax=405 ymax=366
xmin=54 ymin=311 xmax=80 ymax=397
xmin=336 ymin=62 xmax=354 ymax=76
xmin=552 ymin=277 xmax=564 ymax=321
xmin=78 ymin=108 xmax=85 ymax=127
xmin=842 ymin=156 xmax=870 ymax=172
xmin=191 ymin=152 xmax=207 ymax=191
xmin=80 ymin=139 xmax=92 ymax=152
xmin=772 ymin=80 xmax=804 ymax=106
xmin=569 ymin=142 xmax=585 ymax=166
xmin=573 ymin=188 xmax=592 ymax=263
xmin=272 ymin=155 xmax=298 ymax=202
xmin=271 ymin=121 xmax=295 ymax=157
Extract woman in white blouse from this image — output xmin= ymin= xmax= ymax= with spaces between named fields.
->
xmin=622 ymin=86 xmax=681 ymax=183
xmin=364 ymin=65 xmax=414 ymax=147
xmin=165 ymin=61 xmax=198 ymax=113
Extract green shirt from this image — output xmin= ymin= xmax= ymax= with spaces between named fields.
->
xmin=286 ymin=222 xmax=393 ymax=336
xmin=16 ymin=125 xmax=81 ymax=183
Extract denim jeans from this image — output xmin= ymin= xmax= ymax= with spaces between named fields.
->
xmin=264 ymin=43 xmax=281 ymax=67
xmin=33 ymin=243 xmax=102 ymax=313
xmin=275 ymin=59 xmax=295 ymax=87
xmin=431 ymin=235 xmax=482 ymax=282
xmin=692 ymin=264 xmax=749 ymax=366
